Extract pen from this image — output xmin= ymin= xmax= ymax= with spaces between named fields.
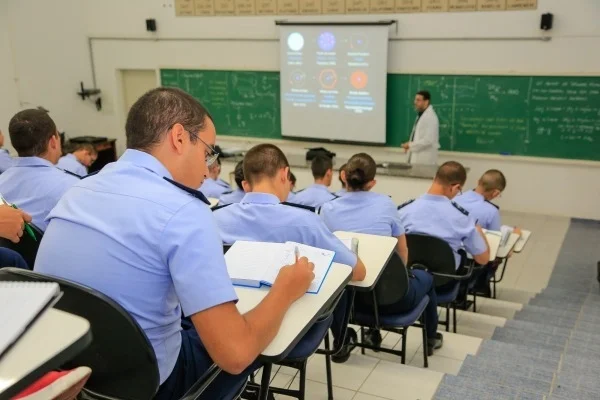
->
xmin=295 ymin=245 xmax=300 ymax=263
xmin=0 ymin=196 xmax=36 ymax=242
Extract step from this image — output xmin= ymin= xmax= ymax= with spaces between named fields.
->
xmin=461 ymin=354 xmax=557 ymax=377
xmin=435 ymin=375 xmax=547 ymax=400
xmin=502 ymin=319 xmax=572 ymax=339
xmin=458 ymin=364 xmax=553 ymax=395
xmin=477 ymin=340 xmax=561 ymax=365
xmin=491 ymin=329 xmax=567 ymax=353
xmin=513 ymin=311 xmax=577 ymax=329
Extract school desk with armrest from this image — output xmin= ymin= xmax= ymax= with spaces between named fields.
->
xmin=235 ymin=262 xmax=352 ymax=400
xmin=513 ymin=230 xmax=532 ymax=253
xmin=488 ymin=231 xmax=522 ymax=299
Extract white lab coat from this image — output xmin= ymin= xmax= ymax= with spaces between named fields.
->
xmin=408 ymin=105 xmax=440 ymax=166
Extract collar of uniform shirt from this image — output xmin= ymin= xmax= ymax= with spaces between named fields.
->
xmin=421 ymin=193 xmax=451 ymax=202
xmin=13 ymin=156 xmax=56 ymax=168
xmin=119 ymin=149 xmax=173 ymax=180
xmin=240 ymin=192 xmax=280 ymax=204
xmin=308 ymin=183 xmax=331 ymax=191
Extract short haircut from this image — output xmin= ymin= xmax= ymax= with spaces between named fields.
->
xmin=9 ymin=109 xmax=57 ymax=157
xmin=243 ymin=144 xmax=289 ymax=186
xmin=338 ymin=163 xmax=347 ymax=186
xmin=72 ymin=143 xmax=97 ymax=156
xmin=311 ymin=155 xmax=333 ymax=179
xmin=126 ymin=87 xmax=212 ymax=151
xmin=345 ymin=153 xmax=377 ymax=190
xmin=416 ymin=90 xmax=431 ymax=102
xmin=435 ymin=161 xmax=467 ymax=186
xmin=234 ymin=160 xmax=244 ymax=190
xmin=289 ymin=172 xmax=297 ymax=185
xmin=479 ymin=169 xmax=506 ymax=192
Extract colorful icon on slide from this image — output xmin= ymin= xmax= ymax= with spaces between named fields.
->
xmin=287 ymin=32 xmax=305 ymax=51
xmin=319 ymin=69 xmax=338 ymax=90
xmin=318 ymin=32 xmax=336 ymax=52
xmin=289 ymin=70 xmax=307 ymax=88
xmin=350 ymin=70 xmax=368 ymax=89
xmin=350 ymin=34 xmax=368 ymax=51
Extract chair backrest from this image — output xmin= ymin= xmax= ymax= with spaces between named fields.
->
xmin=0 ymin=224 xmax=43 ymax=269
xmin=0 ymin=268 xmax=159 ymax=400
xmin=406 ymin=234 xmax=460 ymax=287
xmin=355 ymin=251 xmax=410 ymax=309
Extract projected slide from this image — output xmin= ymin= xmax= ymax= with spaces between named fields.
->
xmin=279 ymin=25 xmax=389 ymax=143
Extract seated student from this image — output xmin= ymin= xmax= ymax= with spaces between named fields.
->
xmin=213 ymin=143 xmax=367 ymax=361
xmin=218 ymin=161 xmax=245 ymax=205
xmin=199 ymin=155 xmax=231 ymax=198
xmin=0 ymin=130 xmax=14 ymax=173
xmin=35 ymin=88 xmax=315 ymax=400
xmin=57 ymin=143 xmax=98 ymax=177
xmin=334 ymin=163 xmax=347 ymax=197
xmin=0 ymin=110 xmax=79 ymax=231
xmin=292 ymin=155 xmax=337 ymax=208
xmin=320 ymin=153 xmax=443 ymax=354
xmin=398 ymin=161 xmax=491 ymax=269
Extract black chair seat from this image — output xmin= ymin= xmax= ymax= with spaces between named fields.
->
xmin=354 ymin=295 xmax=429 ymax=328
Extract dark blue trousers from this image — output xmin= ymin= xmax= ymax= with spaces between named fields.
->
xmin=0 ymin=248 xmax=28 ymax=269
xmin=155 ymin=328 xmax=261 ymax=400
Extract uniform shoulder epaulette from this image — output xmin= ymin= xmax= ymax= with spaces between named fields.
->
xmin=281 ymin=201 xmax=316 ymax=213
xmin=485 ymin=200 xmax=499 ymax=210
xmin=81 ymin=170 xmax=99 ymax=179
xmin=217 ymin=179 xmax=230 ymax=187
xmin=63 ymin=169 xmax=82 ymax=179
xmin=397 ymin=199 xmax=415 ymax=210
xmin=221 ymin=190 xmax=233 ymax=195
xmin=163 ymin=177 xmax=210 ymax=205
xmin=212 ymin=203 xmax=232 ymax=212
xmin=295 ymin=188 xmax=306 ymax=193
xmin=451 ymin=201 xmax=470 ymax=216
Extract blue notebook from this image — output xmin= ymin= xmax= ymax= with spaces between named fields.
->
xmin=224 ymin=241 xmax=335 ymax=294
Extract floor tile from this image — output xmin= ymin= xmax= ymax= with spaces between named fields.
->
xmin=353 ymin=393 xmax=392 ymax=400
xmin=305 ymin=351 xmax=379 ymax=391
xmin=409 ymin=354 xmax=463 ymax=375
xmin=278 ymin=377 xmax=356 ymax=399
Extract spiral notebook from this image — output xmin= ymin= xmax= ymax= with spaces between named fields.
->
xmin=0 ymin=282 xmax=62 ymax=360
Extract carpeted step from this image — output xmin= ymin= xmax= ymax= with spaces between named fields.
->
xmin=434 ymin=375 xmax=546 ymax=400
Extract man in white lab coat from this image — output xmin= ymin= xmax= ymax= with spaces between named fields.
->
xmin=402 ymin=90 xmax=440 ymax=166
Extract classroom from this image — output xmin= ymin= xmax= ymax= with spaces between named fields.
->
xmin=0 ymin=0 xmax=599 ymax=399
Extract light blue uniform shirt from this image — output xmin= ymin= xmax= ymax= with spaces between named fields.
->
xmin=56 ymin=153 xmax=87 ymax=177
xmin=0 ymin=157 xmax=79 ymax=231
xmin=398 ymin=194 xmax=488 ymax=269
xmin=213 ymin=192 xmax=357 ymax=268
xmin=334 ymin=188 xmax=347 ymax=197
xmin=291 ymin=184 xmax=337 ymax=208
xmin=321 ymin=191 xmax=405 ymax=237
xmin=454 ymin=190 xmax=501 ymax=231
xmin=200 ymin=177 xmax=232 ymax=198
xmin=0 ymin=149 xmax=14 ymax=173
xmin=34 ymin=149 xmax=238 ymax=384
xmin=218 ymin=188 xmax=245 ymax=206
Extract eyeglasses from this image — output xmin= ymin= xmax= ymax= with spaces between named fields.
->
xmin=197 ymin=136 xmax=219 ymax=167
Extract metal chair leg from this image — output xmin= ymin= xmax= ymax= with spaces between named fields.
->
xmin=299 ymin=359 xmax=307 ymax=400
xmin=360 ymin=326 xmax=365 ymax=355
xmin=452 ymin=304 xmax=457 ymax=334
xmin=421 ymin=314 xmax=429 ymax=368
xmin=259 ymin=363 xmax=272 ymax=400
xmin=324 ymin=334 xmax=334 ymax=400
xmin=401 ymin=326 xmax=408 ymax=364
xmin=445 ymin=304 xmax=450 ymax=332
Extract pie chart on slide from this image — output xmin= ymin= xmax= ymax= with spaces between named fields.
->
xmin=287 ymin=32 xmax=304 ymax=51
xmin=350 ymin=70 xmax=368 ymax=90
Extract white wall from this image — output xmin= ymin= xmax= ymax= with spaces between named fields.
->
xmin=3 ymin=0 xmax=600 ymax=219
xmin=0 ymin=0 xmax=20 ymax=153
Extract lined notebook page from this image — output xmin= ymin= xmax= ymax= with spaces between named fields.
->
xmin=0 ymin=282 xmax=60 ymax=359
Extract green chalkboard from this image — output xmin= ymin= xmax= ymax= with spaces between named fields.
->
xmin=160 ymin=69 xmax=600 ymax=161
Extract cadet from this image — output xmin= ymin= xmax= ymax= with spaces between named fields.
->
xmin=57 ymin=143 xmax=98 ymax=177
xmin=213 ymin=143 xmax=367 ymax=362
xmin=0 ymin=109 xmax=79 ymax=231
xmin=35 ymin=88 xmax=315 ymax=400
xmin=321 ymin=153 xmax=442 ymax=354
xmin=292 ymin=155 xmax=337 ymax=208
xmin=199 ymin=154 xmax=231 ymax=198
xmin=217 ymin=160 xmax=245 ymax=206
xmin=334 ymin=162 xmax=347 ymax=197
xmin=0 ymin=130 xmax=14 ymax=173
xmin=398 ymin=161 xmax=491 ymax=269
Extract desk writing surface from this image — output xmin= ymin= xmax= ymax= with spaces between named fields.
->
xmin=207 ymin=197 xmax=219 ymax=208
xmin=235 ymin=262 xmax=352 ymax=361
xmin=333 ymin=231 xmax=397 ymax=291
xmin=483 ymin=230 xmax=501 ymax=260
xmin=514 ymin=230 xmax=532 ymax=253
xmin=0 ymin=308 xmax=91 ymax=398
xmin=496 ymin=232 xmax=521 ymax=259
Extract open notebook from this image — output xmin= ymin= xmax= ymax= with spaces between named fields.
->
xmin=0 ymin=282 xmax=62 ymax=360
xmin=224 ymin=241 xmax=335 ymax=294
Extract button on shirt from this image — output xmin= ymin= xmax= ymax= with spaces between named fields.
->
xmin=56 ymin=153 xmax=87 ymax=177
xmin=218 ymin=188 xmax=245 ymax=206
xmin=0 ymin=149 xmax=14 ymax=173
xmin=0 ymin=157 xmax=79 ymax=230
xmin=321 ymin=191 xmax=405 ymax=237
xmin=398 ymin=194 xmax=487 ymax=269
xmin=291 ymin=184 xmax=337 ymax=208
xmin=200 ymin=177 xmax=232 ymax=198
xmin=34 ymin=149 xmax=238 ymax=384
xmin=453 ymin=191 xmax=501 ymax=231
xmin=213 ymin=192 xmax=357 ymax=268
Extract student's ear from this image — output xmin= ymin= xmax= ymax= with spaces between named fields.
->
xmin=242 ymin=180 xmax=251 ymax=193
xmin=365 ymin=180 xmax=377 ymax=190
xmin=168 ymin=123 xmax=185 ymax=154
xmin=340 ymin=170 xmax=347 ymax=183
xmin=48 ymin=133 xmax=60 ymax=150
xmin=281 ymin=166 xmax=290 ymax=183
xmin=326 ymin=168 xmax=333 ymax=178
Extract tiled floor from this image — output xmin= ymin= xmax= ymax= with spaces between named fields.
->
xmin=267 ymin=212 xmax=570 ymax=399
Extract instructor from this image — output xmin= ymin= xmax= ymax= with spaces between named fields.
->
xmin=402 ymin=90 xmax=440 ymax=166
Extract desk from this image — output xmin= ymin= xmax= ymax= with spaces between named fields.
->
xmin=333 ymin=231 xmax=397 ymax=292
xmin=207 ymin=197 xmax=219 ymax=208
xmin=468 ymin=230 xmax=501 ymax=260
xmin=0 ymin=308 xmax=92 ymax=399
xmin=514 ymin=230 xmax=532 ymax=253
xmin=235 ymin=262 xmax=352 ymax=362
xmin=496 ymin=233 xmax=521 ymax=259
